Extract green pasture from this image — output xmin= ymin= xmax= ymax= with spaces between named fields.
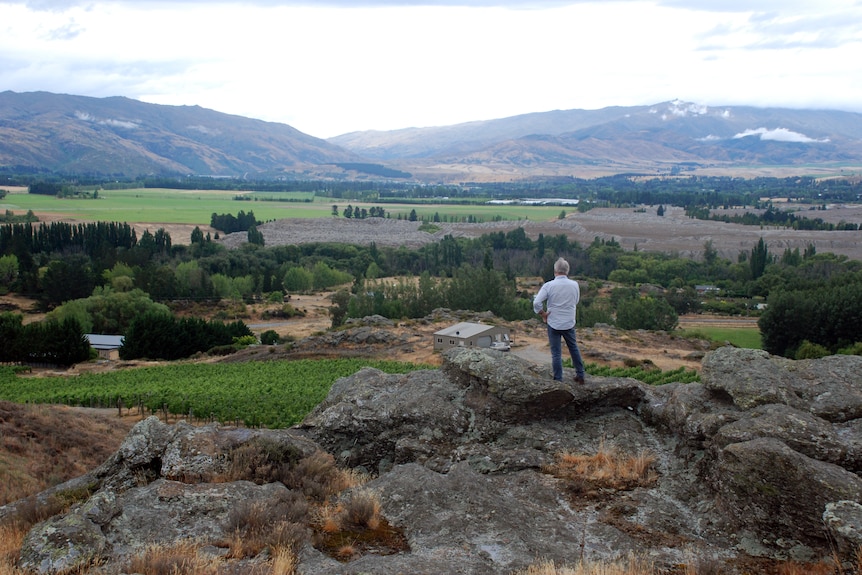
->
xmin=1 ymin=189 xmax=324 ymax=224
xmin=1 ymin=188 xmax=568 ymax=226
xmin=681 ymin=326 xmax=762 ymax=349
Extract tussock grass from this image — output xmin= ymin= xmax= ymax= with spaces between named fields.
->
xmin=314 ymin=489 xmax=383 ymax=534
xmin=271 ymin=546 xmax=297 ymax=575
xmin=517 ymin=555 xmax=655 ymax=575
xmin=223 ymin=492 xmax=309 ymax=559
xmin=775 ymin=561 xmax=834 ymax=575
xmin=220 ymin=442 xmax=368 ymax=502
xmin=124 ymin=541 xmax=220 ymax=575
xmin=311 ymin=489 xmax=409 ymax=562
xmin=0 ymin=525 xmax=25 ymax=574
xmin=544 ymin=443 xmax=658 ymax=493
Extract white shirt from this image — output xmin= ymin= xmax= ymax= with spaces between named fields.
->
xmin=533 ymin=274 xmax=580 ymax=330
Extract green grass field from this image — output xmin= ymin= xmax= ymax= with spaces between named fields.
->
xmin=0 ymin=188 xmax=569 ymax=225
xmin=681 ymin=326 xmax=762 ymax=349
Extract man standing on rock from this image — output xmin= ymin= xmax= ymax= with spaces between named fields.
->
xmin=533 ymin=257 xmax=586 ymax=384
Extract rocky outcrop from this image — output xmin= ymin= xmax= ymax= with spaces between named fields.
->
xmin=4 ymin=346 xmax=862 ymax=574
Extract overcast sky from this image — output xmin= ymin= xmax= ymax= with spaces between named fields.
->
xmin=2 ymin=0 xmax=861 ymax=138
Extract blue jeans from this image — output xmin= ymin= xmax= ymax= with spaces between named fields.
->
xmin=548 ymin=325 xmax=585 ymax=381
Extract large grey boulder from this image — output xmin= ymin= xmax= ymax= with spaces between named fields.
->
xmin=710 ymin=437 xmax=862 ymax=549
xmin=301 ymin=349 xmax=650 ymax=474
xmin=641 ymin=381 xmax=742 ymax=441
xmin=710 ymin=403 xmax=848 ymax=466
xmin=701 ymin=347 xmax=862 ymax=421
xmin=18 ymin=480 xmax=294 ymax=575
xmin=823 ymin=500 xmax=862 ymax=555
xmin=300 ymin=367 xmax=475 ymax=473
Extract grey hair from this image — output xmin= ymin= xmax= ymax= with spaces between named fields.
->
xmin=554 ymin=257 xmax=570 ymax=275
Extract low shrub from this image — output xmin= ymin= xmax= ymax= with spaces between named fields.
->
xmin=837 ymin=342 xmax=862 ymax=356
xmin=795 ymin=340 xmax=830 ymax=360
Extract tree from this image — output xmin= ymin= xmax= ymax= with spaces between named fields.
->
xmin=102 ymin=262 xmax=135 ymax=292
xmin=331 ymin=205 xmax=339 ymax=217
xmin=312 ymin=261 xmax=352 ymax=290
xmin=408 ymin=209 xmax=418 ymax=222
xmin=615 ymin=296 xmax=678 ymax=331
xmin=657 ymin=205 xmax=665 ymax=216
xmin=759 ymin=281 xmax=862 ymax=357
xmin=0 ymin=254 xmax=18 ymax=293
xmin=175 ymin=261 xmax=211 ymax=299
xmin=39 ymin=256 xmax=96 ymax=309
xmin=247 ymin=226 xmax=265 ymax=246
xmin=190 ymin=226 xmax=205 ymax=245
xmin=702 ymin=240 xmax=717 ymax=266
xmin=329 ymin=289 xmax=350 ymax=328
xmin=260 ymin=330 xmax=280 ymax=345
xmin=121 ymin=311 xmax=251 ymax=360
xmin=283 ymin=266 xmax=314 ymax=292
xmin=750 ymin=237 xmax=769 ymax=280
xmin=0 ymin=312 xmax=24 ymax=362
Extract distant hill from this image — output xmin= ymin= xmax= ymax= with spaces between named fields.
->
xmin=2 ymin=93 xmax=862 ymax=181
xmin=330 ymin=100 xmax=862 ymax=176
xmin=0 ymin=91 xmax=359 ymax=178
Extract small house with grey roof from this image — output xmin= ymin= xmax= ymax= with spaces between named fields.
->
xmin=433 ymin=322 xmax=510 ymax=352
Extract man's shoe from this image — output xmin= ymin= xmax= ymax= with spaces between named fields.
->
xmin=574 ymin=375 xmax=585 ymax=385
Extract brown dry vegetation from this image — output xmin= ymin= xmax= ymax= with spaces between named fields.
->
xmin=544 ymin=445 xmax=659 ymax=497
xmin=0 ymin=401 xmax=136 ymax=506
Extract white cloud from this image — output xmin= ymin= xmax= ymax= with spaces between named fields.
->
xmin=75 ymin=110 xmax=139 ymax=129
xmin=660 ymin=100 xmax=711 ymax=119
xmin=732 ymin=127 xmax=830 ymax=143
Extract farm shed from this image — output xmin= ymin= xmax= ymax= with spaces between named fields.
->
xmin=433 ymin=322 xmax=510 ymax=351
xmin=85 ymin=334 xmax=124 ymax=360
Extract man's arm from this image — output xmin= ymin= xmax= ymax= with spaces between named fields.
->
xmin=533 ymin=284 xmax=550 ymax=321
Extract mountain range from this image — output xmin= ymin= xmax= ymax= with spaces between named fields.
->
xmin=2 ymin=91 xmax=862 ymax=182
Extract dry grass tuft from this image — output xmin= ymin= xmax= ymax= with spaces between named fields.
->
xmin=517 ymin=555 xmax=656 ymax=575
xmin=284 ymin=451 xmax=368 ymax=502
xmin=221 ymin=443 xmax=367 ymax=503
xmin=682 ymin=556 xmax=723 ymax=575
xmin=335 ymin=543 xmax=358 ymax=560
xmin=313 ymin=489 xmax=382 ymax=534
xmin=316 ymin=503 xmax=345 ymax=534
xmin=775 ymin=561 xmax=835 ymax=575
xmin=544 ymin=442 xmax=658 ymax=494
xmin=0 ymin=525 xmax=25 ymax=572
xmin=223 ymin=492 xmax=309 ymax=559
xmin=270 ymin=546 xmax=297 ymax=575
xmin=311 ymin=489 xmax=409 ymax=562
xmin=342 ymin=489 xmax=383 ymax=531
xmin=222 ymin=437 xmax=304 ymax=485
xmin=124 ymin=540 xmax=219 ymax=575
